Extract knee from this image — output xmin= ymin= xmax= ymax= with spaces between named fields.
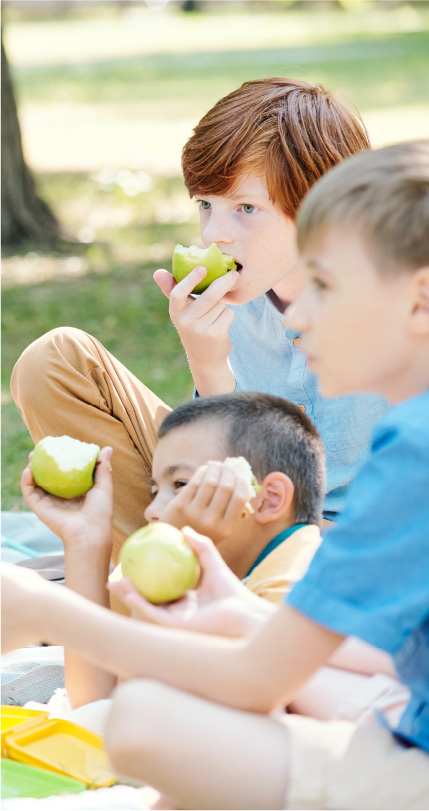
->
xmin=105 ymin=680 xmax=170 ymax=775
xmin=11 ymin=327 xmax=91 ymax=408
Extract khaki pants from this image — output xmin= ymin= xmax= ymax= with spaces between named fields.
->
xmin=284 ymin=714 xmax=429 ymax=810
xmin=11 ymin=327 xmax=171 ymax=565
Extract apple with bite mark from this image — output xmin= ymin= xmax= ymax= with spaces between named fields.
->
xmin=172 ymin=243 xmax=237 ymax=294
xmin=31 ymin=435 xmax=100 ymax=499
xmin=120 ymin=522 xmax=201 ymax=604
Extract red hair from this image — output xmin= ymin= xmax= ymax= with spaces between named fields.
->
xmin=182 ymin=77 xmax=370 ymax=220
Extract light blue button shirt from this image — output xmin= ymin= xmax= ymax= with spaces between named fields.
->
xmin=228 ymin=294 xmax=389 ymax=517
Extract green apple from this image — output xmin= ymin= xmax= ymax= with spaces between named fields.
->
xmin=31 ymin=435 xmax=100 ymax=499
xmin=172 ymin=243 xmax=237 ymax=294
xmin=120 ymin=522 xmax=200 ymax=604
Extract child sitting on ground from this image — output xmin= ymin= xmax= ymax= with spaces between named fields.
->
xmin=20 ymin=392 xmax=402 ymax=734
xmin=3 ymin=138 xmax=427 ymax=809
xmin=20 ymin=391 xmax=325 ymax=708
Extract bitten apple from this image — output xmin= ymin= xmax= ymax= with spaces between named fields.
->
xmin=172 ymin=243 xmax=237 ymax=294
xmin=31 ymin=435 xmax=100 ymax=499
xmin=120 ymin=522 xmax=200 ymax=604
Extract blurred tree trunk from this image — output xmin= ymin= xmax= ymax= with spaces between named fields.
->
xmin=1 ymin=31 xmax=61 ymax=246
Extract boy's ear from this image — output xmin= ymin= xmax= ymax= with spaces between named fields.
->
xmin=410 ymin=267 xmax=429 ymax=335
xmin=253 ymin=472 xmax=294 ymax=525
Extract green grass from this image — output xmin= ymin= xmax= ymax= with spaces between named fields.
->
xmin=2 ymin=171 xmax=197 ymax=509
xmin=2 ymin=3 xmax=429 ymax=510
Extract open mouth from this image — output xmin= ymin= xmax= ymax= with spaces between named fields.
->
xmin=234 ymin=262 xmax=243 ymax=273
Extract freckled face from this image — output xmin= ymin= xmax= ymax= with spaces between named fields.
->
xmin=196 ymin=174 xmax=299 ymax=305
xmin=287 ymin=227 xmax=412 ymax=400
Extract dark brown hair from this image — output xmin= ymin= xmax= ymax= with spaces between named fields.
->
xmin=297 ymin=139 xmax=429 ymax=274
xmin=158 ymin=392 xmax=326 ymax=526
xmin=182 ymin=77 xmax=370 ymax=220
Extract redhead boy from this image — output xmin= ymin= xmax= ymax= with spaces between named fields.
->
xmin=3 ymin=140 xmax=428 ymax=808
xmin=10 ymin=78 xmax=387 ymax=564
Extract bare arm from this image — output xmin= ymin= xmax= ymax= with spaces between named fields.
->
xmin=2 ymin=539 xmax=343 ymax=714
xmin=327 ymin=636 xmax=396 ymax=677
xmin=20 ymin=448 xmax=117 ymax=707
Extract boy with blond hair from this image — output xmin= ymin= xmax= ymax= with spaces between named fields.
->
xmin=11 ymin=78 xmax=387 ymax=565
xmin=3 ymin=140 xmax=428 ymax=808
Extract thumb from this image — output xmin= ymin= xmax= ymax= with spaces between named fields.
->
xmin=93 ymin=446 xmax=113 ymax=489
xmin=181 ymin=526 xmax=227 ymax=573
xmin=153 ymin=269 xmax=176 ymax=299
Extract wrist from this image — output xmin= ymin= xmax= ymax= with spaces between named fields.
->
xmin=190 ymin=359 xmax=236 ymax=396
xmin=62 ymin=529 xmax=112 ymax=555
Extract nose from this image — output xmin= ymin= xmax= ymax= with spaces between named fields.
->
xmin=286 ymin=294 xmax=309 ymax=333
xmin=200 ymin=209 xmax=233 ymax=248
xmin=144 ymin=495 xmax=164 ymax=523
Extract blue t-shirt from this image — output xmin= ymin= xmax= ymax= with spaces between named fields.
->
xmin=287 ymin=388 xmax=429 ymax=752
xmin=228 ymin=295 xmax=388 ymax=517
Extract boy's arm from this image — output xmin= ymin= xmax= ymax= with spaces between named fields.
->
xmin=21 ymin=448 xmax=118 ymax=707
xmin=2 ymin=550 xmax=344 ymax=713
xmin=327 ymin=636 xmax=396 ymax=678
xmin=154 ymin=266 xmax=238 ymax=395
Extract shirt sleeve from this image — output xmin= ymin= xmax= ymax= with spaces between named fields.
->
xmin=287 ymin=421 xmax=429 ymax=655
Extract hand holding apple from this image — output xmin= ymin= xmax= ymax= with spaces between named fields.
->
xmin=172 ymin=243 xmax=237 ymax=294
xmin=111 ymin=527 xmax=274 ymax=636
xmin=31 ymin=435 xmax=100 ymax=499
xmin=119 ymin=522 xmax=201 ymax=604
xmin=22 ymin=443 xmax=114 ymax=551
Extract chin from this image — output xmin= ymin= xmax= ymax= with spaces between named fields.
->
xmin=223 ymin=289 xmax=251 ymax=306
xmin=318 ymin=377 xmax=348 ymax=399
xmin=319 ymin=377 xmax=362 ymax=399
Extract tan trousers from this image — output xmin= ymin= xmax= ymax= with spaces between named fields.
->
xmin=11 ymin=327 xmax=171 ymax=565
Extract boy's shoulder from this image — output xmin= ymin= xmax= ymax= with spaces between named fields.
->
xmin=373 ymin=388 xmax=429 ymax=449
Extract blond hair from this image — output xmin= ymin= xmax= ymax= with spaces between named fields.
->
xmin=297 ymin=140 xmax=429 ymax=274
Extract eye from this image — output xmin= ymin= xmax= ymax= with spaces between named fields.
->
xmin=198 ymin=200 xmax=211 ymax=211
xmin=149 ymin=489 xmax=158 ymax=501
xmin=241 ymin=204 xmax=258 ymax=214
xmin=173 ymin=479 xmax=188 ymax=491
xmin=312 ymin=277 xmax=329 ymax=292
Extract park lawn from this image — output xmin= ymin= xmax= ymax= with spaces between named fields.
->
xmin=2 ymin=3 xmax=429 ymax=510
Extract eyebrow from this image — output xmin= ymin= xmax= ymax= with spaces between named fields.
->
xmin=150 ymin=464 xmax=196 ymax=485
xmin=305 ymin=258 xmax=334 ymax=276
xmin=195 ymin=189 xmax=268 ymax=202
xmin=228 ymin=191 xmax=268 ymax=201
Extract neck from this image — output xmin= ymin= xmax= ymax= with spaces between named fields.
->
xmin=270 ymin=264 xmax=302 ymax=314
xmin=267 ymin=288 xmax=290 ymax=314
xmin=217 ymin=519 xmax=295 ymax=580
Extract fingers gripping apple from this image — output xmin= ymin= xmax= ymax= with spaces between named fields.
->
xmin=120 ymin=522 xmax=201 ymax=604
xmin=172 ymin=243 xmax=237 ymax=294
xmin=31 ymin=436 xmax=100 ymax=499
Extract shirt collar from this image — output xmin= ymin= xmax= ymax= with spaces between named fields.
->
xmin=245 ymin=523 xmax=307 ymax=578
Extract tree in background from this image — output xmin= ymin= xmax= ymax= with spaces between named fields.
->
xmin=1 ymin=30 xmax=61 ymax=246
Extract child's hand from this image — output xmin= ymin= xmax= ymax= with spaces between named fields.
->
xmin=153 ymin=266 xmax=239 ymax=395
xmin=109 ymin=527 xmax=274 ymax=637
xmin=160 ymin=461 xmax=251 ymax=543
xmin=21 ymin=446 xmax=114 ymax=551
xmin=1 ymin=562 xmax=53 ymax=653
